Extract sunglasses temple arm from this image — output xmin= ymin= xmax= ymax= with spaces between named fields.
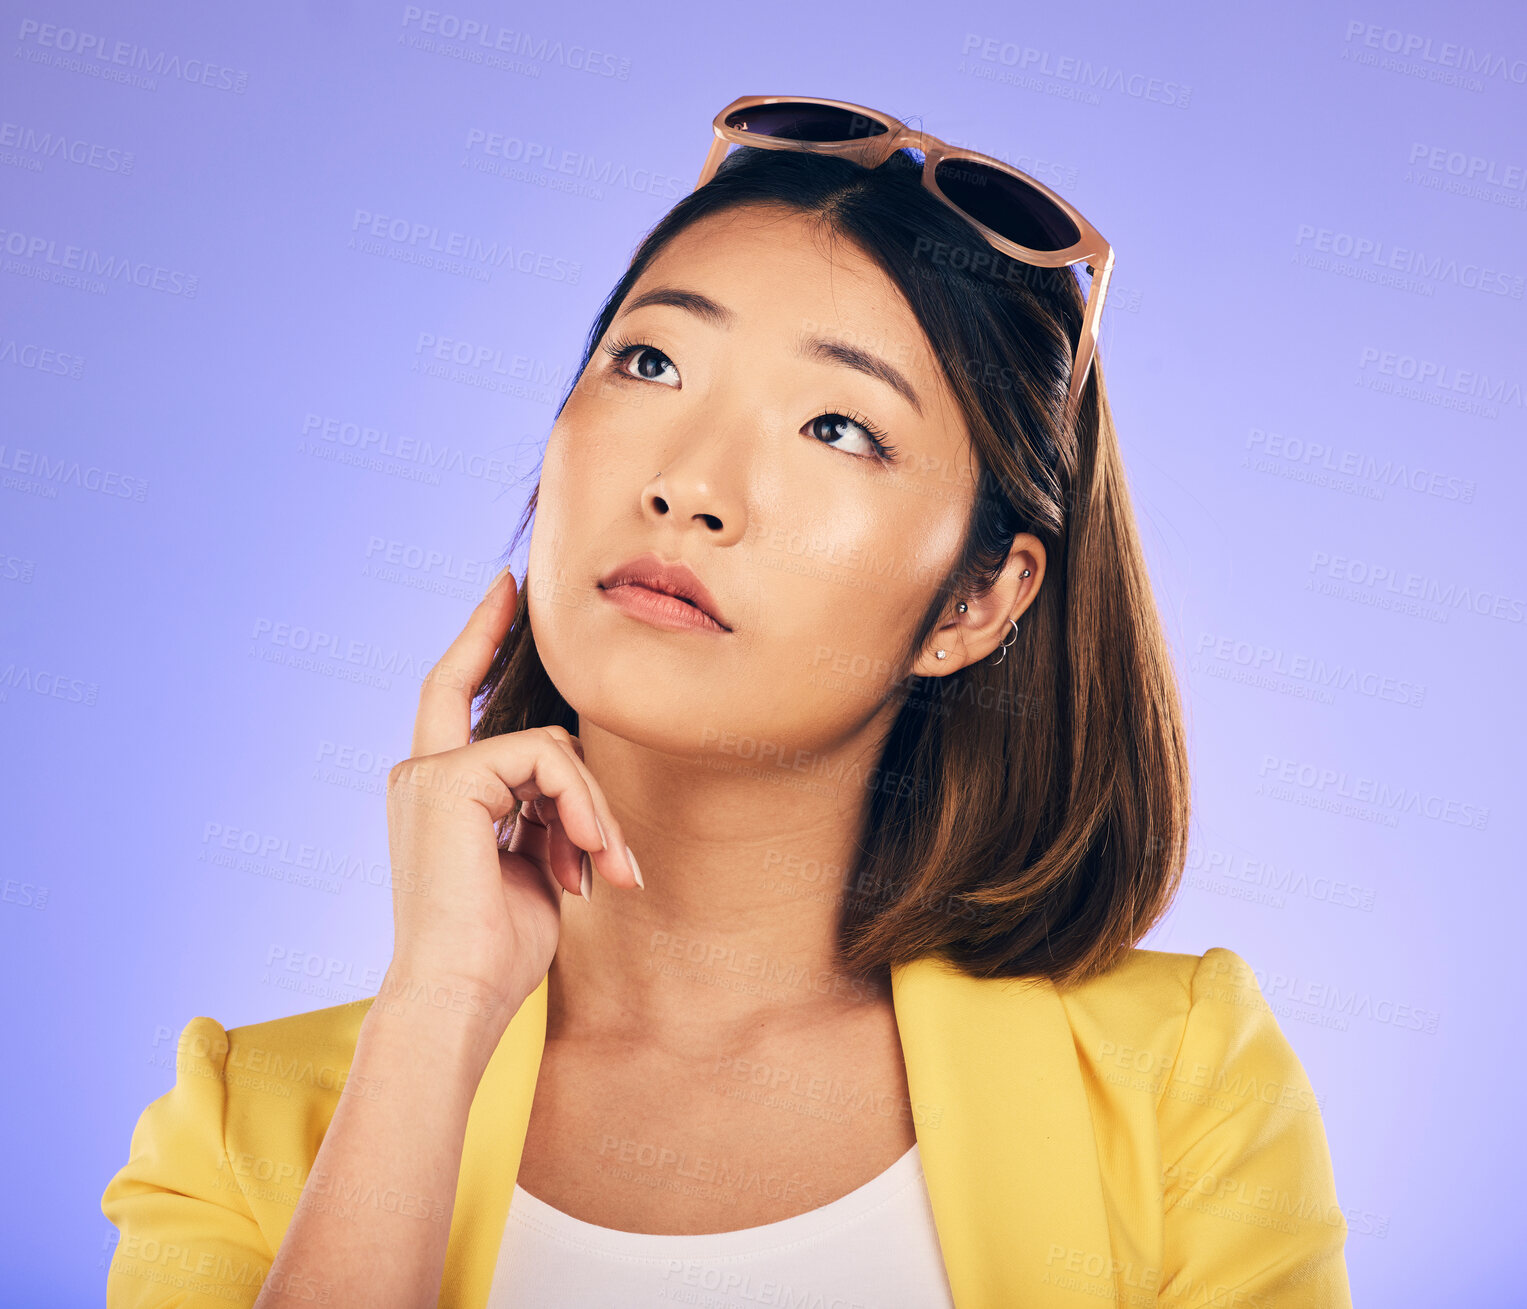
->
xmin=695 ymin=135 xmax=731 ymax=191
xmin=1064 ymin=253 xmax=1113 ymax=428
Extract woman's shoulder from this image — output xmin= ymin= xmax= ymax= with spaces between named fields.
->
xmin=221 ymin=994 xmax=376 ymax=1056
xmin=134 ymin=996 xmax=381 ymax=1158
xmin=180 ymin=995 xmax=378 ymax=1103
xmin=905 ymin=943 xmax=1298 ymax=1112
xmin=1067 ymin=940 xmax=1257 ymax=995
xmin=1056 ymin=943 xmax=1299 ymax=1088
xmin=1056 ymin=944 xmax=1332 ymax=1139
xmin=1058 ymin=951 xmax=1352 ymax=1298
xmin=101 ymin=997 xmax=383 ymax=1286
xmin=1059 ymin=942 xmax=1265 ymax=1028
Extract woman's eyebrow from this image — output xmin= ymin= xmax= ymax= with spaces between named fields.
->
xmin=620 ymin=285 xmax=924 ymax=417
xmin=623 ymin=286 xmax=734 ymax=327
xmin=800 ymin=336 xmax=923 ymax=418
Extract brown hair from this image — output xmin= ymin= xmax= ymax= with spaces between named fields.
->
xmin=471 ymin=144 xmax=1190 ymax=989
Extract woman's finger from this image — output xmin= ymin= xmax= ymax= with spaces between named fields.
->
xmin=469 ymin=728 xmax=607 ymax=872
xmin=545 ymin=813 xmax=589 ymax=900
xmin=540 ymin=729 xmax=641 ymax=891
xmin=506 ymin=800 xmax=581 ymax=899
xmin=494 ymin=739 xmax=639 ymax=894
xmin=412 ymin=566 xmax=517 ymax=758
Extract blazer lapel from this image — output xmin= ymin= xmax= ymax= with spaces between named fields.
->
xmin=434 ymin=957 xmax=1118 ymax=1309
xmin=891 ymin=954 xmax=1118 ymax=1309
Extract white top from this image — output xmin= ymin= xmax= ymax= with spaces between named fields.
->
xmin=485 ymin=1140 xmax=957 ymax=1308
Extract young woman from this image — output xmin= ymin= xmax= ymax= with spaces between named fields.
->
xmin=103 ymin=97 xmax=1353 ymax=1308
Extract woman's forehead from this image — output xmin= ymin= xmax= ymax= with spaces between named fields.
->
xmin=630 ymin=207 xmax=948 ymax=395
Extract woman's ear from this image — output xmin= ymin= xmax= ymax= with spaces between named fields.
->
xmin=911 ymin=534 xmax=1046 ymax=677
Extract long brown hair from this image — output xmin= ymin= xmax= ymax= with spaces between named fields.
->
xmin=471 ymin=144 xmax=1190 ymax=989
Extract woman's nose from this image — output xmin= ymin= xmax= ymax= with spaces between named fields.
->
xmin=641 ymin=466 xmax=746 ymax=544
xmin=638 ymin=416 xmax=752 ymax=546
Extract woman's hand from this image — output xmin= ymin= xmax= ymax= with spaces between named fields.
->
xmin=251 ymin=567 xmax=642 ymax=1307
xmin=381 ymin=566 xmax=641 ymax=1043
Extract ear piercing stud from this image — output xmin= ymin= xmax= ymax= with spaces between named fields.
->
xmin=938 ymin=574 xmax=1030 ymax=663
xmin=936 ymin=600 xmax=968 ymax=660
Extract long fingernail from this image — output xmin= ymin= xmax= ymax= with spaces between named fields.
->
xmin=483 ymin=564 xmax=511 ymax=601
xmin=594 ymin=815 xmax=609 ymax=851
xmin=580 ymin=852 xmax=592 ymax=902
xmin=627 ymin=845 xmax=643 ymax=889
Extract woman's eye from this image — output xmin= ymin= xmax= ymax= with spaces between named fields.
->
xmin=808 ymin=413 xmax=893 ymax=462
xmin=614 ymin=344 xmax=679 ymax=387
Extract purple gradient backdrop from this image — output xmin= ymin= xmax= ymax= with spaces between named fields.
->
xmin=3 ymin=2 xmax=1523 ymax=1303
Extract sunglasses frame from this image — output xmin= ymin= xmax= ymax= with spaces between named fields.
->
xmin=696 ymin=94 xmax=1115 ymax=428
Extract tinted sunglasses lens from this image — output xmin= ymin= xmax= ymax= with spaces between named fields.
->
xmin=933 ymin=157 xmax=1080 ymax=252
xmin=724 ymin=102 xmax=889 ymax=143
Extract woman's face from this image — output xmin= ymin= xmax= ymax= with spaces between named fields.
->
xmin=528 ymin=203 xmax=982 ymax=762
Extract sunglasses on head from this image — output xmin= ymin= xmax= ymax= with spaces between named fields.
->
xmin=695 ymin=95 xmax=1115 ymax=428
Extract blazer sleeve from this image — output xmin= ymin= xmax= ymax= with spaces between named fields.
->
xmin=101 ymin=1016 xmax=274 ymax=1308
xmin=1156 ymin=947 xmax=1354 ymax=1309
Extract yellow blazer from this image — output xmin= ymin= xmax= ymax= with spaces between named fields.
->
xmin=102 ymin=945 xmax=1353 ymax=1307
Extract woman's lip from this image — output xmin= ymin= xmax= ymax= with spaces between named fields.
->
xmin=600 ymin=583 xmax=731 ymax=634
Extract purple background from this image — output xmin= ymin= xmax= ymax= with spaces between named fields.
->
xmin=3 ymin=2 xmax=1523 ymax=1303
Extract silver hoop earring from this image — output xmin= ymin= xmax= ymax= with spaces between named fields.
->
xmin=988 ymin=618 xmax=1020 ymax=665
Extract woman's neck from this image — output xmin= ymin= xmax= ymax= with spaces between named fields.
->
xmin=546 ymin=725 xmax=894 ymax=1046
